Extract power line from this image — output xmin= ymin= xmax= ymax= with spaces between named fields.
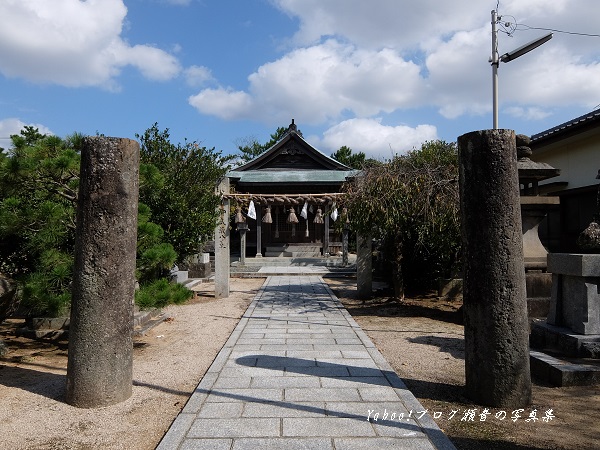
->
xmin=494 ymin=2 xmax=600 ymax=38
xmin=512 ymin=24 xmax=600 ymax=38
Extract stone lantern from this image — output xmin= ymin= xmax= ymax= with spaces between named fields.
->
xmin=516 ymin=134 xmax=560 ymax=317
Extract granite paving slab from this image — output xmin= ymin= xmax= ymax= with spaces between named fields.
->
xmin=157 ymin=275 xmax=456 ymax=450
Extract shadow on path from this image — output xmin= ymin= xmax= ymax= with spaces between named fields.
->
xmin=236 ymin=355 xmax=401 ymax=386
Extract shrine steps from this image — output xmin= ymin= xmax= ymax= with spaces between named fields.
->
xmin=264 ymin=244 xmax=322 ymax=257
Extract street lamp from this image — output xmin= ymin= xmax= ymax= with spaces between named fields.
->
xmin=491 ymin=10 xmax=552 ymax=129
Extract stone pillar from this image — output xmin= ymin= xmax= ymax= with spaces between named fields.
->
xmin=458 ymin=129 xmax=531 ymax=408
xmin=256 ymin=204 xmax=262 ymax=257
xmin=66 ymin=137 xmax=139 ymax=408
xmin=324 ymin=210 xmax=330 ymax=256
xmin=214 ymin=178 xmax=230 ymax=299
xmin=239 ymin=223 xmax=248 ymax=265
xmin=342 ymin=228 xmax=349 ymax=266
xmin=357 ymin=234 xmax=372 ymax=299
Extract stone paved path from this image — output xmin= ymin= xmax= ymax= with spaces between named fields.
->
xmin=158 ymin=276 xmax=456 ymax=450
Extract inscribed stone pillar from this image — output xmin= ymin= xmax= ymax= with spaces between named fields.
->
xmin=357 ymin=234 xmax=372 ymax=299
xmin=214 ymin=177 xmax=230 ymax=299
xmin=239 ymin=224 xmax=247 ymax=266
xmin=458 ymin=129 xmax=531 ymax=408
xmin=66 ymin=137 xmax=139 ymax=408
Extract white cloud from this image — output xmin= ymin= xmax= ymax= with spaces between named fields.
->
xmin=183 ymin=0 xmax=600 ymax=145
xmin=189 ymin=40 xmax=424 ymax=123
xmin=0 ymin=0 xmax=181 ymax=88
xmin=313 ymin=118 xmax=438 ymax=159
xmin=505 ymin=106 xmax=552 ymax=121
xmin=270 ymin=0 xmax=485 ymax=50
xmin=188 ymin=88 xmax=255 ymax=120
xmin=0 ymin=118 xmax=53 ymax=150
xmin=184 ymin=65 xmax=214 ymax=87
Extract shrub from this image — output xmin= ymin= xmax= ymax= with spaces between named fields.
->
xmin=135 ymin=278 xmax=194 ymax=309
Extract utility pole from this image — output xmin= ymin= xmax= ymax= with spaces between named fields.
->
xmin=491 ymin=10 xmax=499 ymax=129
xmin=491 ymin=9 xmax=551 ymax=129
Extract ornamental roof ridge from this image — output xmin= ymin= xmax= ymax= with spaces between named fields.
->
xmin=232 ymin=119 xmax=352 ymax=173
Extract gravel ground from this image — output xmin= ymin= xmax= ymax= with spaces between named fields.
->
xmin=327 ymin=277 xmax=600 ymax=450
xmin=1 ymin=276 xmax=599 ymax=450
xmin=0 ymin=278 xmax=263 ymax=450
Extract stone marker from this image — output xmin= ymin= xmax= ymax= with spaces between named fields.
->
xmin=458 ymin=129 xmax=532 ymax=408
xmin=214 ymin=177 xmax=230 ymax=299
xmin=66 ymin=137 xmax=139 ymax=408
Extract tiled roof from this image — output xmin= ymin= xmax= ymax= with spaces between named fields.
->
xmin=227 ymin=169 xmax=359 ymax=184
xmin=531 ymin=109 xmax=600 ymax=142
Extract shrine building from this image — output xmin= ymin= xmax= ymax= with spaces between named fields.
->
xmin=224 ymin=120 xmax=359 ymax=258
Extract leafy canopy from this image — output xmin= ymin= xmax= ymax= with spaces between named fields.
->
xmin=137 ymin=123 xmax=233 ymax=260
xmin=331 ymin=146 xmax=366 ymax=169
xmin=343 ymin=140 xmax=461 ymax=293
xmin=235 ymin=126 xmax=290 ymax=163
xmin=0 ymin=128 xmax=82 ymax=316
xmin=1 ymin=125 xmax=224 ymax=316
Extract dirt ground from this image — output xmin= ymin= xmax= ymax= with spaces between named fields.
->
xmin=1 ymin=276 xmax=599 ymax=450
xmin=327 ymin=277 xmax=600 ymax=450
xmin=0 ymin=278 xmax=263 ymax=450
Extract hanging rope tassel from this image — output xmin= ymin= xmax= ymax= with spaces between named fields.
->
xmin=262 ymin=206 xmax=273 ymax=223
xmin=287 ymin=207 xmax=299 ymax=224
xmin=234 ymin=206 xmax=245 ymax=224
xmin=313 ymin=208 xmax=324 ymax=224
xmin=287 ymin=207 xmax=298 ymax=238
xmin=305 ymin=218 xmax=309 ymax=237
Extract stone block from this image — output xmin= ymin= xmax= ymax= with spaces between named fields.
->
xmin=232 ymin=438 xmax=333 ymax=450
xmin=530 ymin=350 xmax=600 ymax=386
xmin=282 ymin=417 xmax=375 ymax=437
xmin=187 ymin=418 xmax=280 ymax=438
xmin=335 ymin=438 xmax=436 ymax=450
xmin=548 ymin=253 xmax=600 ymax=277
xmin=188 ymin=262 xmax=211 ymax=278
xmin=547 ymin=253 xmax=600 ymax=334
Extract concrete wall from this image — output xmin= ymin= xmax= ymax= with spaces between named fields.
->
xmin=531 ymin=128 xmax=600 ymax=192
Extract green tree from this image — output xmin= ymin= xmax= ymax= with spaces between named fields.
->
xmin=0 ymin=129 xmax=82 ymax=316
xmin=343 ymin=140 xmax=460 ymax=298
xmin=137 ymin=123 xmax=233 ymax=261
xmin=0 ymin=126 xmax=204 ymax=317
xmin=331 ymin=146 xmax=366 ymax=169
xmin=236 ymin=126 xmax=290 ymax=163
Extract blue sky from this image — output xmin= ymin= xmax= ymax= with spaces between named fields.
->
xmin=1 ymin=0 xmax=600 ymax=160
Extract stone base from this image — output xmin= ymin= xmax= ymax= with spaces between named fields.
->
xmin=530 ymin=350 xmax=600 ymax=386
xmin=547 ymin=253 xmax=600 ymax=335
xmin=530 ymin=319 xmax=600 ymax=386
xmin=16 ymin=309 xmax=166 ymax=340
xmin=188 ymin=261 xmax=212 ymax=278
xmin=530 ymin=319 xmax=600 ymax=358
